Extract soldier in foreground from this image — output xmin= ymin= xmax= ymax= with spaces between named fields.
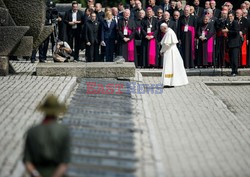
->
xmin=23 ymin=95 xmax=70 ymax=177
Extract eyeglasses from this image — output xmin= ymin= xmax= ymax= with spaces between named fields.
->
xmin=158 ymin=12 xmax=163 ymax=14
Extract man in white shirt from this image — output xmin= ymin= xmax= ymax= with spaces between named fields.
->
xmin=64 ymin=1 xmax=84 ymax=61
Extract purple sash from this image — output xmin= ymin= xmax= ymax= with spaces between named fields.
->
xmin=205 ymin=31 xmax=214 ymax=63
xmin=148 ymin=32 xmax=157 ymax=66
xmin=123 ymin=27 xmax=135 ymax=62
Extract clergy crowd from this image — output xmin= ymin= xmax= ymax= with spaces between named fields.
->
xmin=38 ymin=0 xmax=250 ymax=72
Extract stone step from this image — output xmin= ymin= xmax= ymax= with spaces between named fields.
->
xmin=70 ymin=155 xmax=137 ymax=172
xmin=63 ymin=118 xmax=135 ymax=129
xmin=71 ymin=146 xmax=137 ymax=161
xmin=139 ymin=68 xmax=250 ymax=77
xmin=71 ymin=139 xmax=136 ymax=152
xmin=36 ymin=62 xmax=136 ymax=78
xmin=67 ymin=165 xmax=136 ymax=177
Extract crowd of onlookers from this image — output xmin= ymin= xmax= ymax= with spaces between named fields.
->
xmin=33 ymin=0 xmax=250 ymax=73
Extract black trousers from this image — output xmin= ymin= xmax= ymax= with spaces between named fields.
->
xmin=67 ymin=29 xmax=80 ymax=60
xmin=43 ymin=34 xmax=55 ymax=60
xmin=86 ymin=42 xmax=99 ymax=62
xmin=229 ymin=47 xmax=239 ymax=74
xmin=31 ymin=45 xmax=44 ymax=61
xmin=104 ymin=39 xmax=115 ymax=62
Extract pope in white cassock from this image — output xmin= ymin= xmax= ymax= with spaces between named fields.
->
xmin=160 ymin=23 xmax=188 ymax=87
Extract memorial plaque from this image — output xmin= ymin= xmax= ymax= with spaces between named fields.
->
xmin=64 ymin=79 xmax=139 ymax=176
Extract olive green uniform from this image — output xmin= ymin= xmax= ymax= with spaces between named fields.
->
xmin=23 ymin=122 xmax=70 ymax=177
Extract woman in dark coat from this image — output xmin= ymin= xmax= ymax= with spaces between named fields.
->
xmin=100 ymin=11 xmax=117 ymax=62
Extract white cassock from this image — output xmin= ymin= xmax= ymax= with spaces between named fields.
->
xmin=160 ymin=28 xmax=188 ymax=87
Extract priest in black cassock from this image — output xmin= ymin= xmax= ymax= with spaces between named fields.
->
xmin=197 ymin=15 xmax=216 ymax=66
xmin=215 ymin=10 xmax=230 ymax=67
xmin=118 ymin=9 xmax=136 ymax=63
xmin=236 ymin=9 xmax=249 ymax=67
xmin=179 ymin=5 xmax=197 ymax=68
xmin=141 ymin=7 xmax=159 ymax=67
xmin=135 ymin=10 xmax=145 ymax=67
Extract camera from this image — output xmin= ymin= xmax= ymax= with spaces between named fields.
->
xmin=46 ymin=0 xmax=59 ymax=25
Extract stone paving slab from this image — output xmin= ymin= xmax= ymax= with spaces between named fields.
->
xmin=0 ymin=75 xmax=77 ymax=177
xmin=142 ymin=76 xmax=250 ymax=177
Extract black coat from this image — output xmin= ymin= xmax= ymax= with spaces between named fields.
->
xmin=236 ymin=17 xmax=248 ymax=35
xmin=64 ymin=10 xmax=84 ymax=32
xmin=101 ymin=19 xmax=117 ymax=41
xmin=118 ymin=18 xmax=136 ymax=40
xmin=96 ymin=11 xmax=105 ymax=22
xmin=141 ymin=16 xmax=159 ymax=39
xmin=160 ymin=3 xmax=171 ymax=12
xmin=213 ymin=9 xmax=221 ymax=19
xmin=194 ymin=6 xmax=204 ymax=17
xmin=85 ymin=20 xmax=101 ymax=44
xmin=226 ymin=20 xmax=241 ymax=48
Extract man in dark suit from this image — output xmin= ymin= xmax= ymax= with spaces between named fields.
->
xmin=193 ymin=0 xmax=204 ymax=18
xmin=148 ymin=0 xmax=161 ymax=15
xmin=172 ymin=10 xmax=181 ymax=41
xmin=85 ymin=12 xmax=101 ymax=62
xmin=161 ymin=0 xmax=171 ymax=12
xmin=176 ymin=1 xmax=184 ymax=16
xmin=210 ymin=0 xmax=221 ymax=18
xmin=95 ymin=3 xmax=104 ymax=22
xmin=64 ymin=1 xmax=84 ymax=61
xmin=223 ymin=12 xmax=241 ymax=76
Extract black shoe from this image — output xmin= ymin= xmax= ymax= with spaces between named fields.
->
xmin=164 ymin=85 xmax=174 ymax=88
xmin=39 ymin=59 xmax=45 ymax=63
xmin=31 ymin=60 xmax=35 ymax=63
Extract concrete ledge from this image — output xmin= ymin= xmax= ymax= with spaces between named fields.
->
xmin=205 ymin=81 xmax=250 ymax=86
xmin=140 ymin=68 xmax=250 ymax=77
xmin=36 ymin=62 xmax=136 ymax=78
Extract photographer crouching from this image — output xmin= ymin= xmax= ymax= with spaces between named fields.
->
xmin=53 ymin=41 xmax=73 ymax=62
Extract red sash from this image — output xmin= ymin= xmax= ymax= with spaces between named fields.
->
xmin=241 ymin=34 xmax=247 ymax=66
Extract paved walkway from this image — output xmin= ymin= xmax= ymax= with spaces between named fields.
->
xmin=2 ymin=61 xmax=250 ymax=177
xmin=143 ymin=76 xmax=250 ymax=177
xmin=0 ymin=63 xmax=77 ymax=177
